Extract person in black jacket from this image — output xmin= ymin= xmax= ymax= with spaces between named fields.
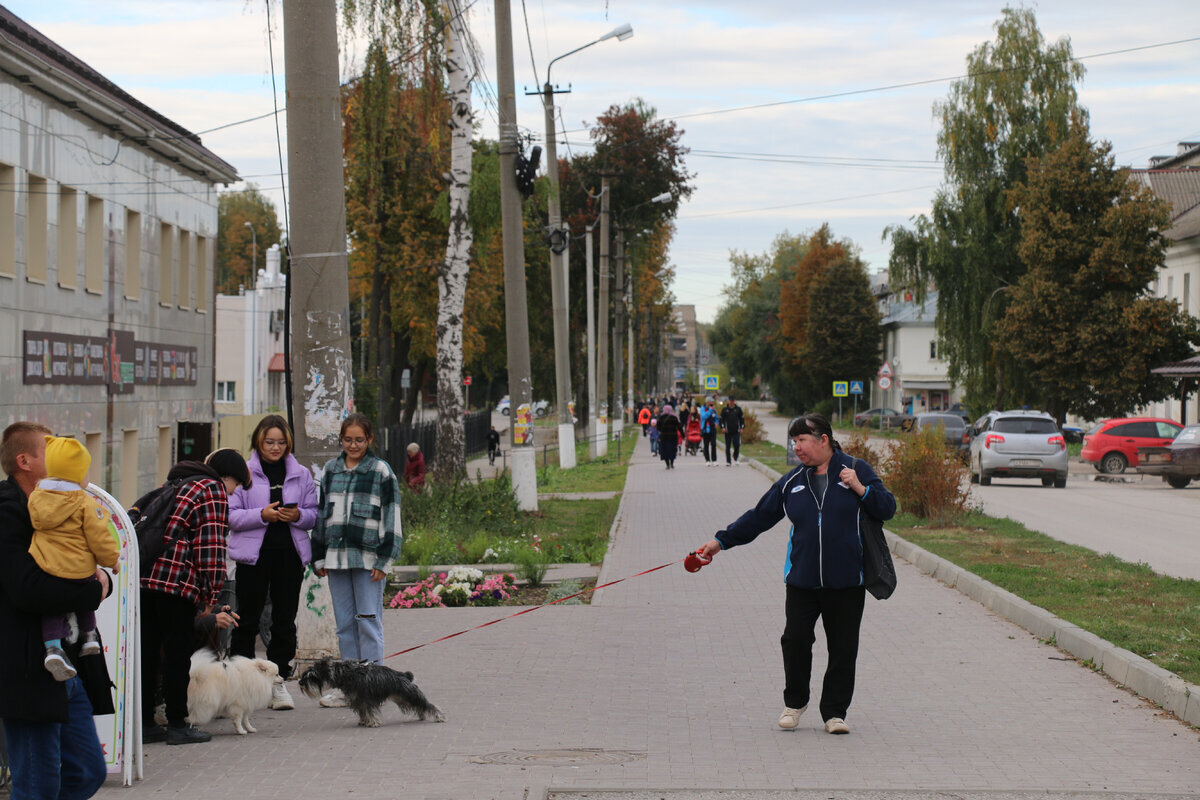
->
xmin=656 ymin=406 xmax=682 ymax=469
xmin=695 ymin=413 xmax=896 ymax=735
xmin=0 ymin=421 xmax=109 ymax=800
xmin=719 ymin=396 xmax=746 ymax=466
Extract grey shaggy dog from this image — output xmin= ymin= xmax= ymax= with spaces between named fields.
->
xmin=298 ymin=658 xmax=446 ymax=728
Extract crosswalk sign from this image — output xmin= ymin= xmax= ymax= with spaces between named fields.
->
xmin=849 ymin=380 xmax=863 ymax=395
xmin=832 ymin=381 xmax=848 ymax=397
xmin=704 ymin=374 xmax=719 ymax=390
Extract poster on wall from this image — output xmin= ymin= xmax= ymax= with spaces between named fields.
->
xmin=23 ymin=329 xmax=196 ymax=388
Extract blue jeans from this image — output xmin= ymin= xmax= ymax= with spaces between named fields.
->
xmin=326 ymin=568 xmax=385 ymax=662
xmin=2 ymin=676 xmax=107 ymax=800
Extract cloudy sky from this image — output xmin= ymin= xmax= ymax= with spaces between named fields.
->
xmin=8 ymin=0 xmax=1200 ymax=322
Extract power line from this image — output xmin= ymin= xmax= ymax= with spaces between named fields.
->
xmin=677 ymin=184 xmax=939 ymax=220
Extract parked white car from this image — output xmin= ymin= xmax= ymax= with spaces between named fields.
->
xmin=494 ymin=396 xmax=549 ymax=417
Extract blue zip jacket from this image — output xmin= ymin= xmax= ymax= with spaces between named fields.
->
xmin=715 ymin=451 xmax=896 ymax=589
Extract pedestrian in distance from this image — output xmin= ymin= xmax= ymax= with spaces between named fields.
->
xmin=649 ymin=418 xmax=660 ymax=455
xmin=27 ymin=436 xmax=121 ymax=682
xmin=486 ymin=425 xmax=501 ymax=466
xmin=699 ymin=397 xmax=719 ymax=466
xmin=404 ymin=443 xmax=426 ymax=491
xmin=141 ymin=447 xmax=251 ymax=746
xmin=227 ymin=414 xmax=319 ymax=711
xmin=1 ymin=422 xmax=111 ymax=800
xmin=694 ymin=413 xmax=896 ymax=735
xmin=720 ymin=395 xmax=746 ymax=466
xmin=656 ymin=405 xmax=682 ymax=470
xmin=637 ymin=404 xmax=652 ymax=436
xmin=311 ymin=414 xmax=403 ymax=707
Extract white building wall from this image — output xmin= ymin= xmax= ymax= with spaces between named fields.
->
xmin=1142 ymin=238 xmax=1200 ymax=424
xmin=0 ymin=32 xmax=236 ymax=503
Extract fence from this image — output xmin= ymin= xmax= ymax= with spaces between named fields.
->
xmin=378 ymin=410 xmax=490 ymax=476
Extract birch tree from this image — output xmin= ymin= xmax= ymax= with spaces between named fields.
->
xmin=433 ymin=0 xmax=474 ymax=481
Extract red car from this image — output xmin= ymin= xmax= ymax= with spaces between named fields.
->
xmin=1080 ymin=417 xmax=1183 ymax=474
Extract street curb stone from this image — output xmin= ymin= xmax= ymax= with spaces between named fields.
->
xmin=741 ymin=452 xmax=1200 ymax=728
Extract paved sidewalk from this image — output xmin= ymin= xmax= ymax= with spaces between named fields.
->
xmin=99 ymin=435 xmax=1199 ymax=799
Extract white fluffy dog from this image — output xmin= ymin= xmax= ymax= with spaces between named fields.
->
xmin=187 ymin=648 xmax=279 ymax=735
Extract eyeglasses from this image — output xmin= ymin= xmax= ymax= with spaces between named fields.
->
xmin=341 ymin=437 xmax=368 ymax=446
xmin=262 ymin=439 xmax=288 ymax=448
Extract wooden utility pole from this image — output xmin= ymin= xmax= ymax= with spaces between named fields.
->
xmin=284 ymin=0 xmax=348 ymax=661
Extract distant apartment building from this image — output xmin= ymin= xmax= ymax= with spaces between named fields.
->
xmin=215 ymin=244 xmax=287 ymax=418
xmin=656 ymin=304 xmax=713 ymax=394
xmin=871 ymin=280 xmax=960 ymax=414
xmin=0 ymin=8 xmax=239 ymax=505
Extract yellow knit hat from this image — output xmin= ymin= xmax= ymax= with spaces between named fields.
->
xmin=44 ymin=435 xmax=90 ymax=485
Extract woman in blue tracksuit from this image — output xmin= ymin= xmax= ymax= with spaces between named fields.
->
xmin=697 ymin=413 xmax=895 ymax=735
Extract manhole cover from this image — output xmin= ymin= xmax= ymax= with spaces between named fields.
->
xmin=470 ymin=748 xmax=645 ymax=766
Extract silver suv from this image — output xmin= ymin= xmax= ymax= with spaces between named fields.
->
xmin=968 ymin=410 xmax=1069 ymax=488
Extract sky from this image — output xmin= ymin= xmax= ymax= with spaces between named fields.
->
xmin=7 ymin=0 xmax=1200 ymax=323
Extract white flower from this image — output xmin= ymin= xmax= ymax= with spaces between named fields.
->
xmin=446 ymin=566 xmax=483 ymax=584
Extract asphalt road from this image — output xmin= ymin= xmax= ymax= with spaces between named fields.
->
xmin=742 ymin=401 xmax=1199 ymax=581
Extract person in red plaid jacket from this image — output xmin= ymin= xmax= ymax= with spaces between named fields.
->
xmin=140 ymin=449 xmax=250 ymax=746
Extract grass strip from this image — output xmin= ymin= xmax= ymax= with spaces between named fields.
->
xmin=536 ymin=428 xmax=639 ymax=494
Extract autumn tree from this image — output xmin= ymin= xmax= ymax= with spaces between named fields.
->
xmin=802 ymin=257 xmax=883 ymax=408
xmin=886 ymin=7 xmax=1086 ymax=412
xmin=216 ymin=185 xmax=282 ymax=295
xmin=994 ymin=121 xmax=1200 ymax=421
xmin=709 ymin=249 xmax=788 ymax=399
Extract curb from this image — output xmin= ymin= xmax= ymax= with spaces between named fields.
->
xmin=740 ymin=453 xmax=1200 ymax=728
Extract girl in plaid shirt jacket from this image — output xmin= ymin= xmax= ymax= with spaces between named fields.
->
xmin=313 ymin=414 xmax=402 ymax=670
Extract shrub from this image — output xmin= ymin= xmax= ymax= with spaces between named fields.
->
xmin=839 ymin=430 xmax=880 ymax=465
xmin=546 ymin=578 xmax=586 ymax=605
xmin=741 ymin=409 xmax=765 ymax=444
xmin=513 ymin=536 xmax=552 ymax=586
xmin=879 ymin=425 xmax=970 ymax=524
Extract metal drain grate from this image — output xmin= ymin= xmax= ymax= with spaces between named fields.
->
xmin=469 ymin=748 xmax=646 ymax=766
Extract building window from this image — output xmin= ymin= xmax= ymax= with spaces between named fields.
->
xmin=159 ymin=222 xmax=174 ymax=307
xmin=178 ymin=230 xmax=191 ymax=309
xmin=124 ymin=209 xmax=141 ymax=300
xmin=85 ymin=196 xmax=104 ymax=294
xmin=0 ymin=163 xmax=14 ymax=277
xmin=26 ymin=174 xmax=47 ymax=283
xmin=1167 ymin=275 xmax=1174 ymax=299
xmin=217 ymin=381 xmax=236 ymax=402
xmin=194 ymin=235 xmax=208 ymax=312
xmin=929 ymin=340 xmax=938 ymax=359
xmin=120 ymin=430 xmax=138 ymax=507
xmin=58 ymin=187 xmax=77 ymax=289
xmin=1185 ymin=273 xmax=1191 ymax=314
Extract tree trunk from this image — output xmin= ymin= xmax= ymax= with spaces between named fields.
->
xmin=433 ymin=4 xmax=474 ymax=483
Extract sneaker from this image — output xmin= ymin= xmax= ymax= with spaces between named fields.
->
xmin=270 ymin=681 xmax=295 ymax=710
xmin=165 ymin=725 xmax=212 ymax=745
xmin=44 ymin=646 xmax=77 ymax=681
xmin=725 ymin=462 xmax=731 ymax=467
xmin=778 ymin=705 xmax=807 ymax=729
xmin=319 ymin=689 xmax=348 ymax=708
xmin=80 ymin=630 xmax=102 ymax=656
xmin=824 ymin=717 xmax=850 ymax=734
xmin=733 ymin=459 xmax=741 ymax=466
xmin=142 ymin=724 xmax=169 ymax=744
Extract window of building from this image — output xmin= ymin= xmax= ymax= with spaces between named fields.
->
xmin=120 ymin=430 xmax=138 ymax=507
xmin=1167 ymin=275 xmax=1174 ymax=298
xmin=84 ymin=432 xmax=102 ymax=485
xmin=124 ymin=209 xmax=140 ymax=300
xmin=85 ymin=196 xmax=104 ymax=294
xmin=58 ymin=187 xmax=77 ymax=289
xmin=1185 ymin=273 xmax=1191 ymax=314
xmin=0 ymin=163 xmax=14 ymax=277
xmin=929 ymin=340 xmax=938 ymax=359
xmin=194 ymin=235 xmax=208 ymax=312
xmin=156 ymin=426 xmax=172 ymax=483
xmin=26 ymin=174 xmax=47 ymax=283
xmin=159 ymin=222 xmax=174 ymax=307
xmin=217 ymin=381 xmax=236 ymax=402
xmin=177 ymin=230 xmax=191 ymax=309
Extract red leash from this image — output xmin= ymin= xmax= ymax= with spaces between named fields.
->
xmin=382 ymin=557 xmax=686 ymax=660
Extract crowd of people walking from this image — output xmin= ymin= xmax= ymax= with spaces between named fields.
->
xmin=636 ymin=391 xmax=748 ymax=469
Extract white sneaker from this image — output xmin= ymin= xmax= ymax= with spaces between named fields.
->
xmin=319 ymin=688 xmax=348 ymax=708
xmin=270 ymin=681 xmax=295 ymax=710
xmin=733 ymin=459 xmax=741 ymax=466
xmin=778 ymin=705 xmax=806 ymax=729
xmin=824 ymin=717 xmax=850 ymax=734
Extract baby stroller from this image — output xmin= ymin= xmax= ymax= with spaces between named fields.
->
xmin=685 ymin=417 xmax=702 ymax=456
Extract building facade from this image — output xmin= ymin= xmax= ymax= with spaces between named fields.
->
xmin=0 ymin=9 xmax=238 ymax=505
xmin=871 ymin=283 xmax=960 ymax=414
xmin=215 ymin=244 xmax=287 ymax=418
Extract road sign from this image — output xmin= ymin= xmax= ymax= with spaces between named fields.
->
xmin=878 ymin=362 xmax=893 ymax=378
xmin=704 ymin=374 xmax=719 ymax=390
xmin=849 ymin=380 xmax=863 ymax=395
xmin=878 ymin=376 xmax=892 ymax=390
xmin=833 ymin=381 xmax=848 ymax=397
xmin=463 ymin=375 xmax=472 ymax=386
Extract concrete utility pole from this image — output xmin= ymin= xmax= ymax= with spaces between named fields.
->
xmin=585 ymin=224 xmax=601 ymax=458
xmin=627 ymin=252 xmax=634 ymax=418
xmin=597 ymin=174 xmax=612 ymax=453
xmin=284 ymin=0 xmax=347 ymax=661
xmin=612 ymin=228 xmax=625 ymax=438
xmin=541 ymin=84 xmax=575 ymax=469
xmin=495 ymin=0 xmax=538 ymax=510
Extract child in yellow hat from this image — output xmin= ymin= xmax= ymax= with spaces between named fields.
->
xmin=27 ymin=436 xmax=121 ymax=681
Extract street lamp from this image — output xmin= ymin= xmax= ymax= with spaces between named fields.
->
xmin=243 ymin=221 xmax=257 ymax=288
xmin=543 ymin=22 xmax=633 ymax=470
xmin=244 ymin=220 xmax=259 ymax=413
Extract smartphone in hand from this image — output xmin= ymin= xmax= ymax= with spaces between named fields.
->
xmin=281 ymin=502 xmax=298 ymax=508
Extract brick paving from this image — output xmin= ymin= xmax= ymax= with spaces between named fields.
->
xmin=97 ymin=434 xmax=1200 ymax=800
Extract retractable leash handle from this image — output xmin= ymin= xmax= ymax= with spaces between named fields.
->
xmin=684 ymin=549 xmax=713 ymax=573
